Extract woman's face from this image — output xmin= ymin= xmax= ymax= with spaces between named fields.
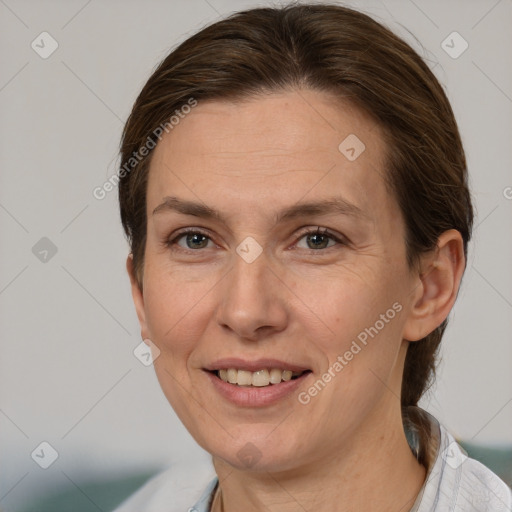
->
xmin=129 ymin=90 xmax=423 ymax=472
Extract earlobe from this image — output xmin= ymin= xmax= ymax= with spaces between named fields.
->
xmin=403 ymin=230 xmax=466 ymax=342
xmin=126 ymin=254 xmax=149 ymax=339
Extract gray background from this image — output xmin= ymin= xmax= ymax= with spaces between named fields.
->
xmin=1 ymin=0 xmax=511 ymax=509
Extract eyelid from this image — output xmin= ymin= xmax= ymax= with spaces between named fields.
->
xmin=293 ymin=226 xmax=349 ymax=248
xmin=164 ymin=226 xmax=348 ymax=254
xmin=163 ymin=227 xmax=215 ymax=250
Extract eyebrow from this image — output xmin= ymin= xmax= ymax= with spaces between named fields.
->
xmin=152 ymin=195 xmax=366 ymax=224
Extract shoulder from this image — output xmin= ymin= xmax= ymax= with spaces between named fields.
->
xmin=111 ymin=459 xmax=216 ymax=512
xmin=453 ymin=451 xmax=512 ymax=511
xmin=418 ymin=420 xmax=511 ymax=511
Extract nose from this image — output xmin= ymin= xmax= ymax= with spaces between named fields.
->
xmin=215 ymin=247 xmax=289 ymax=342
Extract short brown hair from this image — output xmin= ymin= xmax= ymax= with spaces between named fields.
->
xmin=118 ymin=4 xmax=473 ymax=408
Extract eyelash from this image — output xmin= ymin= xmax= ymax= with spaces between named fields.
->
xmin=163 ymin=227 xmax=347 ymax=255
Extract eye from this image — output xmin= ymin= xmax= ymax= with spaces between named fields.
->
xmin=166 ymin=228 xmax=215 ymax=251
xmin=164 ymin=226 xmax=346 ymax=254
xmin=295 ymin=227 xmax=344 ymax=251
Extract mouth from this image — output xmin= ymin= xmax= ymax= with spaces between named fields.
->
xmin=209 ymin=368 xmax=312 ymax=387
xmin=203 ymin=358 xmax=313 ymax=406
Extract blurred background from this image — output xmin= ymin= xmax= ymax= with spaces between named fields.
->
xmin=1 ymin=0 xmax=511 ymax=510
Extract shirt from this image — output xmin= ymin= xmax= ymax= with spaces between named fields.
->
xmin=112 ymin=407 xmax=512 ymax=511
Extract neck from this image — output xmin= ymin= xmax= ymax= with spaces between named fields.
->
xmin=212 ymin=401 xmax=426 ymax=512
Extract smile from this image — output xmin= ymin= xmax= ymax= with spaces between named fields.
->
xmin=215 ymin=368 xmax=308 ymax=387
xmin=204 ymin=368 xmax=312 ymax=407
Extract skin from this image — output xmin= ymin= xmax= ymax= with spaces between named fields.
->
xmin=127 ymin=89 xmax=465 ymax=511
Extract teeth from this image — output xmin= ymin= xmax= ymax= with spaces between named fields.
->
xmin=237 ymin=370 xmax=252 ymax=386
xmin=217 ymin=368 xmax=305 ymax=387
xmin=269 ymin=368 xmax=282 ymax=384
xmin=227 ymin=368 xmax=237 ymax=384
xmin=282 ymin=370 xmax=292 ymax=382
xmin=252 ymin=369 xmax=269 ymax=387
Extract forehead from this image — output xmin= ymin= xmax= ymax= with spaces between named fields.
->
xmin=147 ymin=89 xmax=396 ymax=225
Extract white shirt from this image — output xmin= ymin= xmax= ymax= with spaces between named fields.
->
xmin=112 ymin=408 xmax=512 ymax=511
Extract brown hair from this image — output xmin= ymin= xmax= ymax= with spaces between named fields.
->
xmin=118 ymin=3 xmax=473 ymax=408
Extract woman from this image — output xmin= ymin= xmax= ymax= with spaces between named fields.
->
xmin=113 ymin=4 xmax=512 ymax=511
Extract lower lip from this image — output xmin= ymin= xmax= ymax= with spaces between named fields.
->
xmin=204 ymin=371 xmax=311 ymax=407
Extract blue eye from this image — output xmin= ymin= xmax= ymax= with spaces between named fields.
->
xmin=168 ymin=229 xmax=213 ymax=250
xmin=165 ymin=227 xmax=345 ymax=254
xmin=296 ymin=227 xmax=342 ymax=250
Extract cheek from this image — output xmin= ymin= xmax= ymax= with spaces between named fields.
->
xmin=142 ymin=261 xmax=216 ymax=347
xmin=294 ymin=265 xmax=395 ymax=342
xmin=299 ymin=266 xmax=406 ymax=391
xmin=142 ymin=272 xmax=215 ymax=427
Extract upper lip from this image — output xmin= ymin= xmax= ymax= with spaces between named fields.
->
xmin=204 ymin=358 xmax=311 ymax=373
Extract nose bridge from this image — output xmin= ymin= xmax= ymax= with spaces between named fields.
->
xmin=216 ymin=242 xmax=288 ymax=339
xmin=232 ymin=244 xmax=272 ymax=294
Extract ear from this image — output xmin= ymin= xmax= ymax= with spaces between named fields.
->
xmin=403 ymin=229 xmax=466 ymax=342
xmin=126 ymin=254 xmax=150 ymax=341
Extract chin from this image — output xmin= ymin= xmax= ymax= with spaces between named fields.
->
xmin=205 ymin=427 xmax=304 ymax=473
